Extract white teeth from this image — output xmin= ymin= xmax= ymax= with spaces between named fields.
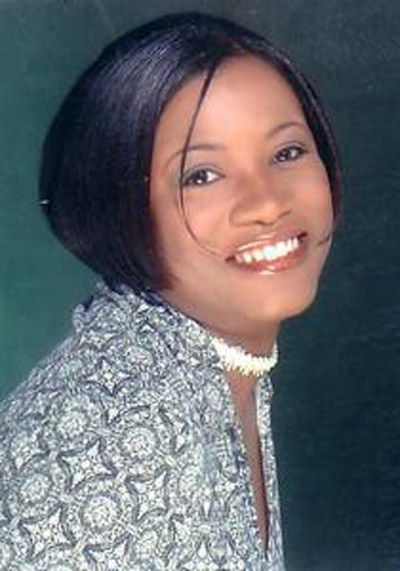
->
xmin=263 ymin=245 xmax=275 ymax=261
xmin=234 ymin=236 xmax=301 ymax=265
xmin=276 ymin=242 xmax=286 ymax=257
xmin=243 ymin=252 xmax=253 ymax=263
xmin=288 ymin=237 xmax=297 ymax=252
xmin=253 ymin=249 xmax=264 ymax=262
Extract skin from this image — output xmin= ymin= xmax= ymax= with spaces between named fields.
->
xmin=150 ymin=55 xmax=334 ymax=548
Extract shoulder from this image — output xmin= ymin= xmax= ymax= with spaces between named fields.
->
xmin=0 ymin=285 xmax=190 ymax=456
xmin=0 ymin=289 xmax=201 ymax=567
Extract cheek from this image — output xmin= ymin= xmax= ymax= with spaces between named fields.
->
xmin=318 ymin=187 xmax=335 ymax=230
xmin=303 ymin=164 xmax=334 ymax=228
xmin=185 ymin=214 xmax=229 ymax=255
xmin=311 ymin=186 xmax=334 ymax=221
xmin=151 ymin=201 xmax=201 ymax=278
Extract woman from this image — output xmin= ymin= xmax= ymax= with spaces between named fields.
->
xmin=0 ymin=12 xmax=340 ymax=570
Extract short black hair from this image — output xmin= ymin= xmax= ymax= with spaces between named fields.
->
xmin=40 ymin=12 xmax=341 ymax=293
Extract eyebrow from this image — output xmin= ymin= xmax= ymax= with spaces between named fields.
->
xmin=166 ymin=120 xmax=307 ymax=167
xmin=166 ymin=143 xmax=225 ymax=167
xmin=266 ymin=120 xmax=307 ymax=139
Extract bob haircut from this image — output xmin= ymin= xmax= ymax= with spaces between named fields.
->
xmin=40 ymin=12 xmax=341 ymax=293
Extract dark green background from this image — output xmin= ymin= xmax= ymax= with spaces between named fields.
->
xmin=1 ymin=1 xmax=400 ymax=569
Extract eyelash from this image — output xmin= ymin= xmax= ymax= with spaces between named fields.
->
xmin=181 ymin=167 xmax=222 ymax=188
xmin=273 ymin=143 xmax=308 ymax=163
xmin=180 ymin=143 xmax=308 ymax=188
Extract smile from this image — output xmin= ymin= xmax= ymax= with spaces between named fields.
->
xmin=229 ymin=232 xmax=308 ymax=273
xmin=235 ymin=236 xmax=300 ymax=264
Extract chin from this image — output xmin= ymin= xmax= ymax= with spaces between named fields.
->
xmin=250 ymin=283 xmax=320 ymax=324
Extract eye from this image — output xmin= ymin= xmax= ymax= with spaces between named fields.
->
xmin=274 ymin=144 xmax=308 ymax=164
xmin=181 ymin=167 xmax=223 ymax=188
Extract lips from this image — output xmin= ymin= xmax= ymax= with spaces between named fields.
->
xmin=228 ymin=231 xmax=308 ymax=273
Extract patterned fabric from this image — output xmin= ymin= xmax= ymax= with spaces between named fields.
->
xmin=0 ymin=283 xmax=285 ymax=570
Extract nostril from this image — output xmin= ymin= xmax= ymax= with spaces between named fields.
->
xmin=229 ymin=199 xmax=292 ymax=227
xmin=253 ymin=208 xmax=292 ymax=229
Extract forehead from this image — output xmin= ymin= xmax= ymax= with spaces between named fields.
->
xmin=153 ymin=55 xmax=306 ymax=153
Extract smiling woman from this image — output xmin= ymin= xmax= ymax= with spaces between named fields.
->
xmin=151 ymin=57 xmax=335 ymax=344
xmin=0 ymin=12 xmax=340 ymax=570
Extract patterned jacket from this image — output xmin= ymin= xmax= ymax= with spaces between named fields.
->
xmin=0 ymin=283 xmax=284 ymax=570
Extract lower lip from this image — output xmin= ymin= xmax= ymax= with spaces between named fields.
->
xmin=229 ymin=237 xmax=308 ymax=274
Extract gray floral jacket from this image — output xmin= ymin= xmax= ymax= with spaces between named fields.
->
xmin=0 ymin=284 xmax=285 ymax=570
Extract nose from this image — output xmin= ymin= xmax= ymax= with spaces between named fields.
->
xmin=228 ymin=170 xmax=292 ymax=228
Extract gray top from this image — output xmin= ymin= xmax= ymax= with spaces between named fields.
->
xmin=0 ymin=283 xmax=285 ymax=570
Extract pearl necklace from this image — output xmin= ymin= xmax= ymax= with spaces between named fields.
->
xmin=211 ymin=336 xmax=278 ymax=377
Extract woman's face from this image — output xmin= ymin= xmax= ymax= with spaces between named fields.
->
xmin=150 ymin=56 xmax=333 ymax=346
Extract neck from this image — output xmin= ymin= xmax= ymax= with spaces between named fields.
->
xmin=225 ymin=368 xmax=259 ymax=415
xmin=210 ymin=324 xmax=279 ymax=356
xmin=213 ymin=327 xmax=278 ymax=413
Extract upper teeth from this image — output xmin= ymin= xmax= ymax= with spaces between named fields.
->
xmin=234 ymin=237 xmax=300 ymax=264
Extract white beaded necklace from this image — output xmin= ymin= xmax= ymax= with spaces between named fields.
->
xmin=211 ymin=336 xmax=278 ymax=377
